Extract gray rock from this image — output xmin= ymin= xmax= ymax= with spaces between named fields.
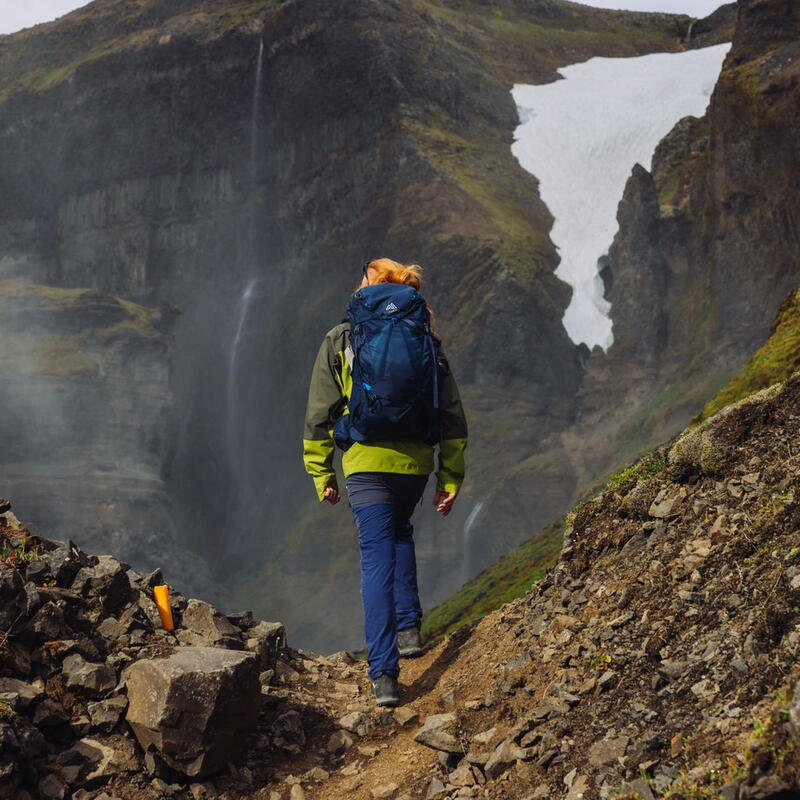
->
xmin=337 ymin=711 xmax=373 ymax=737
xmin=413 ymin=713 xmax=460 ymax=753
xmin=124 ymin=646 xmax=261 ymax=777
xmin=87 ymin=696 xmax=128 ymax=733
xmin=26 ymin=601 xmax=68 ymax=639
xmin=180 ymin=599 xmax=241 ymax=645
xmin=484 ymin=739 xmax=527 ymax=778
xmin=189 ymin=783 xmax=218 ymax=800
xmin=659 ymin=659 xmax=690 ymax=680
xmin=624 ymin=779 xmax=655 ymax=800
xmin=327 ymin=729 xmax=354 ymax=755
xmin=245 ymin=620 xmax=286 ymax=668
xmin=62 ymin=654 xmax=117 ymax=697
xmin=0 ymin=565 xmax=27 ymax=632
xmin=690 ymin=679 xmax=719 ymax=701
xmin=393 ymin=707 xmax=418 ymax=727
xmin=72 ymin=555 xmax=131 ymax=612
xmin=720 ymin=780 xmax=742 ymax=800
xmin=588 ymin=736 xmax=629 ymax=767
xmin=597 ymin=670 xmax=618 ymax=692
xmin=648 ymin=490 xmax=677 ymax=518
xmin=97 ymin=616 xmax=126 ymax=641
xmin=425 ymin=777 xmax=447 ymax=798
xmin=46 ymin=540 xmax=94 ymax=587
xmin=371 ymin=784 xmax=398 ymax=799
xmin=273 ymin=710 xmax=306 ymax=754
xmin=57 ymin=737 xmax=129 ymax=787
xmin=38 ymin=774 xmax=67 ymax=799
xmin=789 ymin=677 xmax=800 ymax=743
xmin=740 ymin=775 xmax=791 ymax=799
xmin=0 ymin=677 xmax=43 ymax=709
xmin=449 ymin=761 xmax=476 ymax=786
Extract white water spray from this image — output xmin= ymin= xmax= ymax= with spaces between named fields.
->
xmin=461 ymin=500 xmax=485 ymax=583
xmin=511 ymin=44 xmax=729 ymax=350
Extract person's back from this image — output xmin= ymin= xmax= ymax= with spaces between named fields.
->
xmin=302 ymin=258 xmax=468 ymax=705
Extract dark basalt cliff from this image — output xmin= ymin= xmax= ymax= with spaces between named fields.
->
xmin=0 ymin=0 xmax=697 ymax=649
xmin=0 ymin=280 xmax=218 ymax=598
xmin=566 ymin=0 xmax=800 ymax=497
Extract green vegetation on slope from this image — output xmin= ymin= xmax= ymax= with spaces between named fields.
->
xmin=421 ymin=518 xmax=564 ymax=644
xmin=698 ymin=287 xmax=800 ymax=422
xmin=0 ymin=279 xmax=163 ymax=379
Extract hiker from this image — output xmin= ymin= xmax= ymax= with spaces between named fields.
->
xmin=302 ymin=258 xmax=468 ymax=706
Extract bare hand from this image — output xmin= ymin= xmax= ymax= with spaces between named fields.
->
xmin=324 ymin=486 xmax=341 ymax=505
xmin=433 ymin=490 xmax=457 ymax=516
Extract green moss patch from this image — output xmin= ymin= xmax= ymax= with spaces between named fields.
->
xmin=422 ymin=518 xmax=564 ymax=644
xmin=698 ymin=288 xmax=800 ymax=422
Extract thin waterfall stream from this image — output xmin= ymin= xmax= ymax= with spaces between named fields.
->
xmin=223 ymin=38 xmax=266 ymax=559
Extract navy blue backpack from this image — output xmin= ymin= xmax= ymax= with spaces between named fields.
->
xmin=334 ymin=283 xmax=440 ymax=449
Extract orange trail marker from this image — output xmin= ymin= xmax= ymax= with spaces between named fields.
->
xmin=153 ymin=585 xmax=175 ymax=631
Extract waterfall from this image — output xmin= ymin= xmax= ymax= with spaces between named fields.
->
xmin=223 ymin=38 xmax=266 ymax=558
xmin=686 ymin=20 xmax=697 ymax=44
xmin=461 ymin=501 xmax=485 ymax=583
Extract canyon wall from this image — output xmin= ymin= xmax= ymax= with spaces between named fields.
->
xmin=5 ymin=0 xmax=795 ymax=651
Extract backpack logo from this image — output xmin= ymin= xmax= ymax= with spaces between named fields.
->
xmin=385 ymin=302 xmax=398 ymax=313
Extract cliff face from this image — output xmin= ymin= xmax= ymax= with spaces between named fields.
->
xmin=564 ymin=0 xmax=800 ymax=495
xmin=0 ymin=280 xmax=217 ymax=597
xmin=0 ymin=0 xmax=693 ymax=648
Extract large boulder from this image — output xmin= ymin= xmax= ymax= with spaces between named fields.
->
xmin=124 ymin=646 xmax=262 ymax=777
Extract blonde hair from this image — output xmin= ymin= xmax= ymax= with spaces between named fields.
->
xmin=359 ymin=258 xmax=436 ymax=332
xmin=364 ymin=258 xmax=422 ymax=289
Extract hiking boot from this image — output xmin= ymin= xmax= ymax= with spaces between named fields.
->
xmin=371 ymin=674 xmax=400 ymax=707
xmin=397 ymin=626 xmax=423 ymax=657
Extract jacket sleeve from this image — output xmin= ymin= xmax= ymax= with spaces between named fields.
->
xmin=436 ymin=346 xmax=468 ymax=494
xmin=303 ymin=332 xmax=346 ymax=500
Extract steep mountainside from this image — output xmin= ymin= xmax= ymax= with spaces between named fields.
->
xmin=0 ymin=279 xmax=220 ymax=599
xmin=0 ymin=0 xmax=698 ymax=648
xmin=425 ymin=278 xmax=800 ymax=660
xmin=566 ymin=0 xmax=800 ymax=496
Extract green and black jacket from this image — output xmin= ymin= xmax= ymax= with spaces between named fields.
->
xmin=303 ymin=322 xmax=468 ymax=501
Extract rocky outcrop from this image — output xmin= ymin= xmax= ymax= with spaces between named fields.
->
xmin=335 ymin=371 xmax=800 ymax=799
xmin=0 ymin=500 xmax=298 ymax=797
xmin=124 ymin=647 xmax=262 ymax=777
xmin=564 ymin=0 xmax=800 ymax=496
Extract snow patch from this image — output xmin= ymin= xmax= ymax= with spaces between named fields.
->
xmin=511 ymin=44 xmax=730 ymax=350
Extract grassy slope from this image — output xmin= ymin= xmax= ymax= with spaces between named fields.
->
xmin=421 ymin=518 xmax=564 ymax=643
xmin=698 ymin=287 xmax=800 ymax=422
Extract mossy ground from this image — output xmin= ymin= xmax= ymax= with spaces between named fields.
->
xmin=0 ymin=0 xmax=274 ymax=102
xmin=421 ymin=518 xmax=564 ymax=644
xmin=0 ymin=279 xmax=162 ymax=379
xmin=698 ymin=288 xmax=800 ymax=422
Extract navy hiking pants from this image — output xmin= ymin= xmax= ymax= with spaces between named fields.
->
xmin=345 ymin=472 xmax=428 ymax=680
